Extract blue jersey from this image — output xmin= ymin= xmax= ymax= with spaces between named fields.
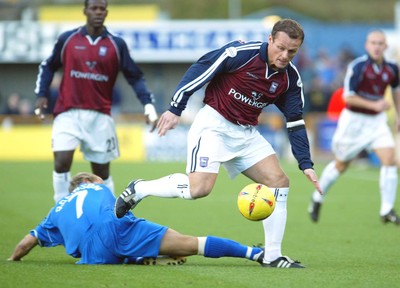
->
xmin=344 ymin=54 xmax=400 ymax=115
xmin=169 ymin=40 xmax=312 ymax=170
xmin=30 ymin=183 xmax=167 ymax=264
xmin=34 ymin=26 xmax=154 ymax=117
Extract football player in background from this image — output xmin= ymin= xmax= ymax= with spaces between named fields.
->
xmin=34 ymin=0 xmax=158 ymax=202
xmin=309 ymin=30 xmax=400 ymax=225
xmin=115 ymin=19 xmax=322 ymax=268
xmin=8 ymin=172 xmax=264 ymax=266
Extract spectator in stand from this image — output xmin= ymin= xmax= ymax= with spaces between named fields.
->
xmin=1 ymin=92 xmax=21 ymax=114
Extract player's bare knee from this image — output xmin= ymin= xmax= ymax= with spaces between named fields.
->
xmin=335 ymin=161 xmax=348 ymax=173
xmin=267 ymin=172 xmax=289 ymax=188
xmin=189 ymin=187 xmax=211 ymax=199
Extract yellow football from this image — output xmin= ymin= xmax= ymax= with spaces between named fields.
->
xmin=237 ymin=183 xmax=276 ymax=221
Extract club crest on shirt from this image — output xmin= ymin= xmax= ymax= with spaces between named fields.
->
xmin=86 ymin=61 xmax=97 ymax=70
xmin=251 ymin=91 xmax=263 ymax=101
xmin=199 ymin=157 xmax=209 ymax=167
xmin=99 ymin=46 xmax=107 ymax=56
xmin=382 ymin=72 xmax=388 ymax=82
xmin=269 ymin=82 xmax=279 ymax=93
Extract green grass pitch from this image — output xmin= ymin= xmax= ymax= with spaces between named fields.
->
xmin=0 ymin=160 xmax=399 ymax=288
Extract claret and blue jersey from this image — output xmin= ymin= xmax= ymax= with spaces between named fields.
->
xmin=169 ymin=40 xmax=304 ymax=127
xmin=169 ymin=40 xmax=312 ymax=170
xmin=344 ymin=54 xmax=400 ymax=115
xmin=35 ymin=26 xmax=154 ymax=117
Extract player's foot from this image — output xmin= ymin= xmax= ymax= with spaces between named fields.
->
xmin=254 ymin=249 xmax=264 ymax=264
xmin=114 ymin=179 xmax=143 ymax=218
xmin=141 ymin=256 xmax=187 ymax=266
xmin=308 ymin=199 xmax=321 ymax=223
xmin=125 ymin=256 xmax=187 ymax=265
xmin=260 ymin=256 xmax=305 ymax=268
xmin=381 ymin=209 xmax=400 ymax=225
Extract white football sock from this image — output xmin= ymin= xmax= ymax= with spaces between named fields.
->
xmin=103 ymin=176 xmax=115 ymax=194
xmin=135 ymin=173 xmax=192 ymax=200
xmin=53 ymin=171 xmax=71 ymax=202
xmin=197 ymin=236 xmax=207 ymax=255
xmin=262 ymin=187 xmax=288 ymax=262
xmin=312 ymin=160 xmax=340 ymax=203
xmin=379 ymin=166 xmax=398 ymax=216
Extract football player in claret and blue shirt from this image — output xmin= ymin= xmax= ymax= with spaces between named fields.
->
xmin=34 ymin=0 xmax=158 ymax=203
xmin=309 ymin=30 xmax=400 ymax=225
xmin=115 ymin=19 xmax=323 ymax=268
xmin=8 ymin=172 xmax=265 ymax=265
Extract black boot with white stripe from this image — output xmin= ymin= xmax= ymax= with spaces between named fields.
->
xmin=261 ymin=256 xmax=305 ymax=268
xmin=114 ymin=179 xmax=143 ymax=218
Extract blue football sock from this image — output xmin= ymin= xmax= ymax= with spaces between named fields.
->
xmin=204 ymin=236 xmax=262 ymax=259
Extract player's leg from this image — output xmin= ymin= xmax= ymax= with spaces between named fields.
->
xmin=309 ymin=109 xmax=366 ymax=222
xmin=53 ymin=151 xmax=74 ymax=202
xmin=374 ymin=146 xmax=400 ymax=224
xmin=115 ymin=106 xmax=224 ymax=217
xmin=114 ymin=172 xmax=217 ymax=218
xmin=91 ymin=162 xmax=114 ymax=193
xmin=52 ymin=111 xmax=81 ymax=202
xmin=242 ymin=155 xmax=302 ymax=267
xmin=309 ymin=159 xmax=349 ymax=222
xmin=158 ymin=228 xmax=263 ymax=263
xmin=82 ymin=110 xmax=119 ymax=194
xmin=137 ymin=172 xmax=216 ymax=199
xmin=370 ymin=119 xmax=399 ymax=225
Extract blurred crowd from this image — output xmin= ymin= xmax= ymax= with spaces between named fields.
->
xmin=293 ymin=46 xmax=355 ymax=114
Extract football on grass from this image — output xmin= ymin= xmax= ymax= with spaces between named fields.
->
xmin=237 ymin=183 xmax=276 ymax=221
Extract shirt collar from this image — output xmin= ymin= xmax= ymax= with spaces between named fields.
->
xmin=80 ymin=26 xmax=108 ymax=39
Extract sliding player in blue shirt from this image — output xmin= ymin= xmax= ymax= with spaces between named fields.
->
xmin=8 ymin=172 xmax=264 ymax=265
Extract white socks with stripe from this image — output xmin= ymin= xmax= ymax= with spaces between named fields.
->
xmin=103 ymin=176 xmax=115 ymax=195
xmin=134 ymin=173 xmax=192 ymax=200
xmin=53 ymin=171 xmax=71 ymax=202
xmin=380 ymin=166 xmax=398 ymax=216
xmin=312 ymin=160 xmax=340 ymax=203
xmin=262 ymin=187 xmax=288 ymax=262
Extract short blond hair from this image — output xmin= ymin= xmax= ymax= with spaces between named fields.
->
xmin=69 ymin=172 xmax=102 ymax=192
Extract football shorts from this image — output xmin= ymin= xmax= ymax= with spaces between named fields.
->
xmin=186 ymin=105 xmax=275 ymax=179
xmin=332 ymin=108 xmax=395 ymax=161
xmin=52 ymin=109 xmax=119 ymax=163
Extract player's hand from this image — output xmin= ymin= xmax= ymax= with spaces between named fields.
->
xmin=144 ymin=104 xmax=158 ymax=132
xmin=34 ymin=97 xmax=48 ymax=120
xmin=157 ymin=110 xmax=180 ymax=137
xmin=373 ymin=99 xmax=390 ymax=113
xmin=303 ymin=168 xmax=323 ymax=195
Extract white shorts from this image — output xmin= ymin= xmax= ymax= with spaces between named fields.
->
xmin=52 ymin=109 xmax=119 ymax=164
xmin=332 ymin=109 xmax=395 ymax=161
xmin=186 ymin=105 xmax=275 ymax=179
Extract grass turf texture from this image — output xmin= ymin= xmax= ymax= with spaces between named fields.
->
xmin=1 ymin=161 xmax=399 ymax=288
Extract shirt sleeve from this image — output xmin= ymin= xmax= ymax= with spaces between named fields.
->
xmin=30 ymin=213 xmax=65 ymax=248
xmin=117 ymin=37 xmax=154 ymax=106
xmin=275 ymin=65 xmax=314 ymax=171
xmin=34 ymin=32 xmax=66 ymax=97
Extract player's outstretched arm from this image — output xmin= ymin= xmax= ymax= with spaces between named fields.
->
xmin=303 ymin=168 xmax=323 ymax=195
xmin=8 ymin=234 xmax=38 ymax=261
xmin=157 ymin=110 xmax=180 ymax=137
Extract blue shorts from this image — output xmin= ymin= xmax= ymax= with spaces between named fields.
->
xmin=78 ymin=213 xmax=168 ymax=264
